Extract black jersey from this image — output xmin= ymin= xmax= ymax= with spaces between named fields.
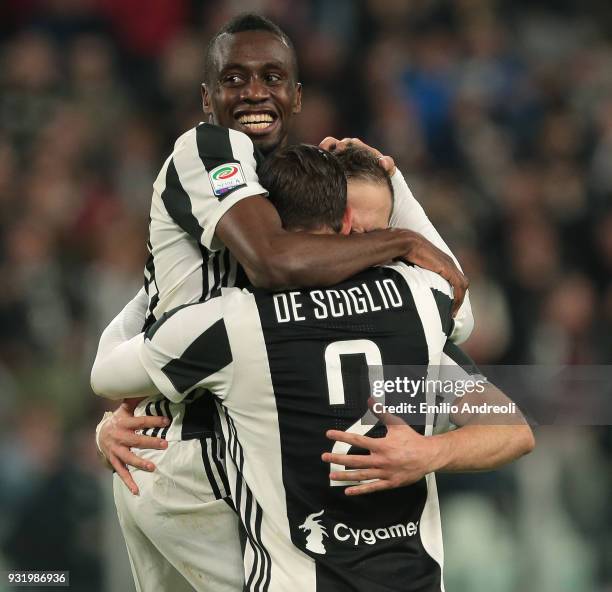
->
xmin=140 ymin=262 xmax=466 ymax=592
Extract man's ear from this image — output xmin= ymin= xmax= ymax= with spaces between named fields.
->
xmin=293 ymin=82 xmax=302 ymax=114
xmin=201 ymin=84 xmax=213 ymax=122
xmin=340 ymin=205 xmax=353 ymax=235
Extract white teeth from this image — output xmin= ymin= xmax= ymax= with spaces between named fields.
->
xmin=238 ymin=113 xmax=274 ymax=124
xmin=243 ymin=122 xmax=273 ymax=130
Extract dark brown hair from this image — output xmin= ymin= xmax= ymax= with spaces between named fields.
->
xmin=259 ymin=144 xmax=347 ymax=232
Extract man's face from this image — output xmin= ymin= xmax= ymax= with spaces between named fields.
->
xmin=347 ymin=179 xmax=393 ymax=233
xmin=202 ymin=30 xmax=302 ymax=155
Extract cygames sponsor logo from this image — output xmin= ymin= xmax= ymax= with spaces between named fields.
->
xmin=300 ymin=510 xmax=419 ymax=551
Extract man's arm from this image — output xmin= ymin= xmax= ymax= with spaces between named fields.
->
xmin=166 ymin=126 xmax=467 ymax=308
xmin=90 ymin=289 xmax=158 ymax=399
xmin=429 ymin=342 xmax=535 ymax=471
xmin=216 ymin=196 xmax=460 ymax=291
xmin=322 ymin=387 xmax=535 ymax=495
xmin=322 ymin=343 xmax=534 ymax=495
xmin=91 ymin=289 xmax=168 ymax=493
xmin=322 ymin=388 xmax=534 ymax=495
xmin=429 ymin=384 xmax=536 ymax=472
xmin=91 ymin=334 xmax=157 ymax=399
xmin=92 ymin=297 xmax=232 ymax=404
xmin=91 ymin=296 xmax=227 ymax=495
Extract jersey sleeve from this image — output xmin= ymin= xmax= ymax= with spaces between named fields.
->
xmin=390 ymin=168 xmax=474 ymax=344
xmin=440 ymin=341 xmax=485 ymax=382
xmin=90 ymin=289 xmax=158 ymax=400
xmin=434 ymin=341 xmax=487 ymax=433
xmin=138 ymin=297 xmax=234 ymax=403
xmin=157 ymin=124 xmax=267 ymax=252
xmin=400 ymin=262 xmax=456 ymax=338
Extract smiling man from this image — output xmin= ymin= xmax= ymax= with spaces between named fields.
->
xmin=93 ymin=13 xmax=473 ymax=592
xmin=203 ymin=23 xmax=300 ymax=153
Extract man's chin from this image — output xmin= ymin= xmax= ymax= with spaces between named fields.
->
xmin=251 ymin=134 xmax=283 ymax=155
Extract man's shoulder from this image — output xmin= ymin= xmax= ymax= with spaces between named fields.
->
xmin=191 ymin=286 xmax=252 ymax=312
xmin=219 ymin=286 xmax=255 ymax=308
xmin=382 ymin=261 xmax=451 ymax=296
xmin=329 ymin=262 xmax=443 ymax=293
xmin=145 ymin=289 xmax=244 ymax=341
xmin=171 ymin=122 xmax=256 ymax=158
xmin=151 ymin=123 xmax=259 ymax=198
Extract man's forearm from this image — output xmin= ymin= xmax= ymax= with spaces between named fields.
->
xmin=260 ymin=228 xmax=422 ymax=289
xmin=430 ymin=386 xmax=535 ymax=472
xmin=91 ymin=288 xmax=156 ymax=399
xmin=430 ymin=423 xmax=535 ymax=472
xmin=91 ymin=334 xmax=157 ymax=399
xmin=217 ymin=196 xmax=435 ymax=290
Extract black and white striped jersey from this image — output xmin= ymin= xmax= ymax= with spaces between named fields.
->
xmin=138 ymin=122 xmax=266 ymax=439
xmin=139 ymin=262 xmax=472 ymax=592
xmin=132 ymin=124 xmax=473 ymax=442
xmin=144 ymin=122 xmax=266 ymax=326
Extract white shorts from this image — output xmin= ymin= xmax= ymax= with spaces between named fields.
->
xmin=113 ymin=437 xmax=243 ymax=592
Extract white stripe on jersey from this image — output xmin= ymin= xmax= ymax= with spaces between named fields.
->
xmin=389 ymin=262 xmax=449 ymax=432
xmin=224 ymin=412 xmax=271 ymax=591
xmin=421 ymin=474 xmax=446 ymax=592
xmin=220 ymin=288 xmax=317 ymax=592
xmin=388 ymin=262 xmax=448 ymax=586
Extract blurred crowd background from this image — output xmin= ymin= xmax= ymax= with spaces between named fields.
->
xmin=0 ymin=0 xmax=610 ymax=590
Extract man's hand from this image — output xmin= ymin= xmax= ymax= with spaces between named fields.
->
xmin=323 ymin=391 xmax=535 ymax=496
xmin=98 ymin=399 xmax=169 ymax=495
xmin=322 ymin=403 xmax=442 ymax=496
xmin=401 ymin=231 xmax=469 ymax=316
xmin=319 ymin=136 xmax=396 ymax=175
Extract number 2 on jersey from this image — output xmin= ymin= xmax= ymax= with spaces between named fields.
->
xmin=324 ymin=339 xmax=384 ymax=486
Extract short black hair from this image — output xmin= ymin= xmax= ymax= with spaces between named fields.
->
xmin=334 ymin=145 xmax=394 ymax=211
xmin=259 ymin=145 xmax=347 ymax=233
xmin=204 ymin=13 xmax=299 ymax=85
